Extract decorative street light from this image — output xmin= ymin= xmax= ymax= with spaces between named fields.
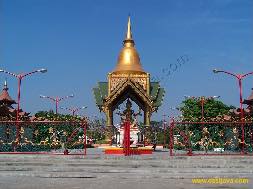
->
xmin=60 ymin=106 xmax=87 ymax=116
xmin=184 ymin=95 xmax=220 ymax=122
xmin=162 ymin=114 xmax=167 ymax=149
xmin=0 ymin=68 xmax=47 ymax=145
xmin=0 ymin=68 xmax=47 ymax=122
xmin=213 ymin=69 xmax=253 ymax=154
xmin=40 ymin=94 xmax=74 ymax=114
xmin=164 ymin=107 xmax=181 ymax=150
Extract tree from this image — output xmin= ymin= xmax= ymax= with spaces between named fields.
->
xmin=179 ymin=98 xmax=234 ymax=122
xmin=175 ymin=98 xmax=237 ymax=151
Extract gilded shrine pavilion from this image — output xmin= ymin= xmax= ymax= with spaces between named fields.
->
xmin=93 ymin=17 xmax=165 ymax=128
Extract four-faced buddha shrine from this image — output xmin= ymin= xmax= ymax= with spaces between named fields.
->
xmin=93 ymin=17 xmax=165 ymax=131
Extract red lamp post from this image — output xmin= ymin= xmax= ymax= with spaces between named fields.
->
xmin=213 ymin=69 xmax=253 ymax=154
xmin=162 ymin=114 xmax=167 ymax=148
xmin=0 ymin=68 xmax=47 ymax=144
xmin=0 ymin=68 xmax=47 ymax=121
xmin=60 ymin=106 xmax=87 ymax=116
xmin=40 ymin=94 xmax=74 ymax=114
xmin=167 ymin=107 xmax=181 ymax=151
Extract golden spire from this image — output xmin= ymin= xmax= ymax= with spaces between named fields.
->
xmin=123 ymin=16 xmax=134 ymax=48
xmin=113 ymin=16 xmax=145 ymax=73
xmin=126 ymin=16 xmax=132 ymax=40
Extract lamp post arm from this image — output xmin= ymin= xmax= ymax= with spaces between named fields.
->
xmin=23 ymin=70 xmax=40 ymax=78
xmin=217 ymin=70 xmax=239 ymax=79
xmin=0 ymin=70 xmax=18 ymax=78
xmin=58 ymin=95 xmax=74 ymax=102
xmin=23 ymin=69 xmax=47 ymax=78
xmin=61 ymin=107 xmax=72 ymax=111
xmin=73 ymin=108 xmax=80 ymax=113
xmin=77 ymin=106 xmax=87 ymax=111
xmin=61 ymin=106 xmax=87 ymax=116
xmin=242 ymin=72 xmax=253 ymax=79
xmin=45 ymin=96 xmax=56 ymax=101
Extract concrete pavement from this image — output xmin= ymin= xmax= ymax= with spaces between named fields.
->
xmin=0 ymin=150 xmax=252 ymax=189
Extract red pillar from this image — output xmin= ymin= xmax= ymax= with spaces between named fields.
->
xmin=123 ymin=121 xmax=130 ymax=156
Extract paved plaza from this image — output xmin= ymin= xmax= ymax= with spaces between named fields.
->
xmin=0 ymin=149 xmax=252 ymax=189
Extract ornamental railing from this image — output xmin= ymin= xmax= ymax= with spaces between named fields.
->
xmin=169 ymin=120 xmax=253 ymax=156
xmin=0 ymin=121 xmax=89 ymax=155
xmin=1 ymin=120 xmax=252 ymax=156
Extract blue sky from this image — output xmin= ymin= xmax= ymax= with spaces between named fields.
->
xmin=0 ymin=0 xmax=252 ymax=120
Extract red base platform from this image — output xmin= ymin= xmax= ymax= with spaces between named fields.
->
xmin=104 ymin=147 xmax=153 ymax=155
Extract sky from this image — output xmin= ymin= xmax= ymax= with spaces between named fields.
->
xmin=0 ymin=0 xmax=252 ymax=121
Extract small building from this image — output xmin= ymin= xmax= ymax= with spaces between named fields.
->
xmin=0 ymin=80 xmax=29 ymax=120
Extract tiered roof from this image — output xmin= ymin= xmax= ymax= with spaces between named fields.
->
xmin=0 ymin=80 xmax=29 ymax=119
xmin=243 ymin=88 xmax=253 ymax=105
xmin=0 ymin=80 xmax=16 ymax=106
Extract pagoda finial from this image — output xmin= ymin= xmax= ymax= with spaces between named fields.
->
xmin=126 ymin=16 xmax=132 ymax=40
xmin=123 ymin=16 xmax=135 ymax=47
xmin=3 ymin=78 xmax=8 ymax=90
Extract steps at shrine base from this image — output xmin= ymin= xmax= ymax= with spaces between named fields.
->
xmin=104 ymin=147 xmax=153 ymax=155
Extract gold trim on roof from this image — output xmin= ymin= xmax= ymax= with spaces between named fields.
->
xmin=104 ymin=78 xmax=153 ymax=109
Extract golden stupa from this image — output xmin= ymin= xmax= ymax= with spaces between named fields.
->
xmin=93 ymin=16 xmax=165 ymax=129
xmin=113 ymin=17 xmax=145 ymax=73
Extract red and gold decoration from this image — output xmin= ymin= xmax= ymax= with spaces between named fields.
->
xmin=93 ymin=17 xmax=165 ymax=132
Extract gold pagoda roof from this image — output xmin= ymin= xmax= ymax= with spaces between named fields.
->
xmin=113 ymin=17 xmax=145 ymax=74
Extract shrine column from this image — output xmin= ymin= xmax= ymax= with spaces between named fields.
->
xmin=144 ymin=106 xmax=151 ymax=126
xmin=106 ymin=107 xmax=113 ymax=126
xmin=105 ymin=107 xmax=113 ymax=143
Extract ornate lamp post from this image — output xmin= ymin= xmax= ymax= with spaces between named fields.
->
xmin=40 ymin=94 xmax=74 ymax=114
xmin=0 ymin=68 xmax=47 ymax=144
xmin=0 ymin=68 xmax=47 ymax=121
xmin=162 ymin=114 xmax=167 ymax=149
xmin=213 ymin=69 xmax=253 ymax=153
xmin=60 ymin=106 xmax=87 ymax=116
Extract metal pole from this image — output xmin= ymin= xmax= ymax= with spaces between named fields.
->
xmin=83 ymin=121 xmax=87 ymax=156
xmin=16 ymin=77 xmax=21 ymax=122
xmin=201 ymin=97 xmax=204 ymax=122
xmin=201 ymin=97 xmax=204 ymax=130
xmin=238 ymin=78 xmax=245 ymax=154
xmin=15 ymin=76 xmax=22 ymax=149
xmin=55 ymin=99 xmax=58 ymax=114
xmin=169 ymin=118 xmax=174 ymax=156
xmin=163 ymin=114 xmax=166 ymax=149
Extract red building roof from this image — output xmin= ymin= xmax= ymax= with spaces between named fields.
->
xmin=243 ymin=88 xmax=253 ymax=105
xmin=0 ymin=81 xmax=16 ymax=105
